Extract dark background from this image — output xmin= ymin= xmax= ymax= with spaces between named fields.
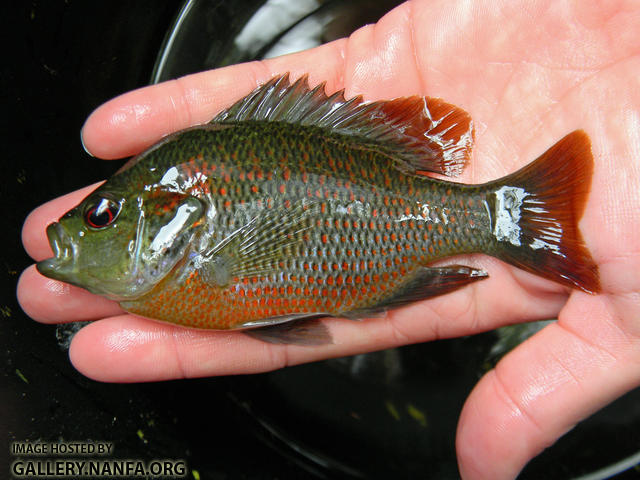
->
xmin=2 ymin=1 xmax=639 ymax=479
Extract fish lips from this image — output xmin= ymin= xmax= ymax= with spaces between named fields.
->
xmin=36 ymin=222 xmax=78 ymax=282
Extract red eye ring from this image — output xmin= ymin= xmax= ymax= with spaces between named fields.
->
xmin=84 ymin=198 xmax=121 ymax=229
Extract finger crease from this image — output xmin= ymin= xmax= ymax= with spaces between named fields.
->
xmin=170 ymin=329 xmax=189 ymax=379
xmin=492 ymin=367 xmax=545 ymax=435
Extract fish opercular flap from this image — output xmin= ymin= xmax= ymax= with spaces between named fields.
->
xmin=148 ymin=200 xmax=203 ymax=253
xmin=135 ymin=196 xmax=205 ymax=287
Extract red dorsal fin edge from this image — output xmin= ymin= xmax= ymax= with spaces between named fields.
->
xmin=212 ymin=73 xmax=474 ymax=177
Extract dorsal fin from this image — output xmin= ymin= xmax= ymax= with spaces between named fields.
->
xmin=211 ymin=73 xmax=475 ymax=177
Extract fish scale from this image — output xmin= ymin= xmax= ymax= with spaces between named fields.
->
xmin=122 ymin=122 xmax=493 ymax=329
xmin=38 ymin=74 xmax=599 ymax=344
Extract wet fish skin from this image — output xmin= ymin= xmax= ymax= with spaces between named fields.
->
xmin=37 ymin=74 xmax=599 ymax=343
xmin=117 ymin=121 xmax=493 ymax=329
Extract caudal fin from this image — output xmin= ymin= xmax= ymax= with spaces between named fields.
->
xmin=488 ymin=130 xmax=600 ymax=293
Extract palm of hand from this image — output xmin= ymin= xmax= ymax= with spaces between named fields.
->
xmin=18 ymin=1 xmax=640 ymax=479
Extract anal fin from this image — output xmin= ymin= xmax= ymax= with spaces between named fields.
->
xmin=243 ymin=317 xmax=332 ymax=346
xmin=343 ymin=265 xmax=487 ymax=319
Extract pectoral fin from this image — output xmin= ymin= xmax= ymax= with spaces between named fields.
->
xmin=199 ymin=201 xmax=318 ymax=286
xmin=343 ymin=265 xmax=488 ymax=319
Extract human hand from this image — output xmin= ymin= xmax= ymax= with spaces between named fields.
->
xmin=18 ymin=1 xmax=640 ymax=478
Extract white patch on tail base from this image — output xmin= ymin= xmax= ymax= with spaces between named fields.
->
xmin=493 ymin=186 xmax=527 ymax=246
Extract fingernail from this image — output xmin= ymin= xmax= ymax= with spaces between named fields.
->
xmin=80 ymin=125 xmax=95 ymax=158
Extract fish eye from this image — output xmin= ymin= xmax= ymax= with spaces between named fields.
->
xmin=84 ymin=198 xmax=121 ymax=229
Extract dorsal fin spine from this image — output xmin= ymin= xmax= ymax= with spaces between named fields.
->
xmin=211 ymin=73 xmax=475 ymax=177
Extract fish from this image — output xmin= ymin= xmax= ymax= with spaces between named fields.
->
xmin=37 ymin=73 xmax=600 ymax=345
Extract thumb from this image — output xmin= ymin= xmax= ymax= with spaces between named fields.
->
xmin=455 ymin=293 xmax=640 ymax=479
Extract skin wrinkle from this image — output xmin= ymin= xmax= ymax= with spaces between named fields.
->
xmin=486 ymin=60 xmax=603 ymax=73
xmin=108 ymin=108 xmax=129 ymax=129
xmin=558 ymin=308 xmax=621 ymax=364
xmin=265 ymin=340 xmax=290 ymax=372
xmin=532 ymin=66 xmax=608 ymax=131
xmin=132 ymin=103 xmax=152 ymax=124
xmin=492 ymin=364 xmax=545 ymax=436
xmin=45 ymin=278 xmax=70 ymax=297
xmin=407 ymin=2 xmax=428 ymax=97
xmin=333 ymin=39 xmax=347 ymax=91
xmin=347 ymin=25 xmax=372 ymax=91
xmin=473 ymin=67 xmax=517 ymax=181
xmin=469 ymin=11 xmax=639 ymax=187
xmin=103 ymin=325 xmax=152 ymax=353
xmin=439 ymin=289 xmax=477 ymax=330
xmin=170 ymin=327 xmax=190 ymax=379
xmin=604 ymin=293 xmax=640 ymax=346
xmin=461 ymin=285 xmax=482 ymax=333
xmin=171 ymin=75 xmax=212 ymax=130
xmin=544 ymin=344 xmax=586 ymax=394
xmin=384 ymin=308 xmax=414 ymax=345
xmin=166 ymin=80 xmax=187 ymax=132
xmin=457 ymin=397 xmax=485 ymax=480
xmin=503 ymin=261 xmax=570 ymax=310
xmin=246 ymin=60 xmax=270 ymax=98
xmin=420 ymin=302 xmax=446 ymax=342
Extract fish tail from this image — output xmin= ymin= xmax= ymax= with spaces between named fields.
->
xmin=486 ymin=130 xmax=600 ymax=293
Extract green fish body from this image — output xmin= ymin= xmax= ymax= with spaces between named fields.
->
xmin=38 ymin=74 xmax=599 ymax=344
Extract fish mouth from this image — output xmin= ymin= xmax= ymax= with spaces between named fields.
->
xmin=36 ymin=222 xmax=78 ymax=281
